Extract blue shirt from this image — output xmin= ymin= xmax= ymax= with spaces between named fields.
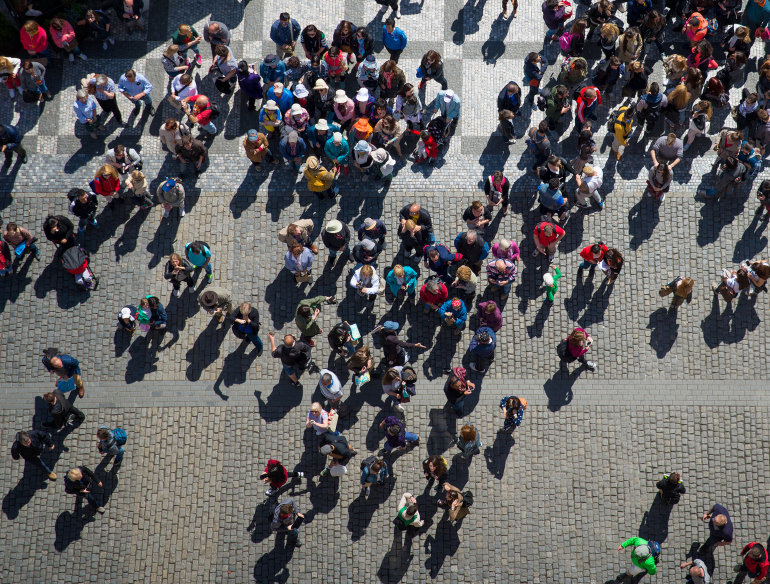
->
xmin=73 ymin=96 xmax=99 ymax=123
xmin=42 ymin=353 xmax=81 ymax=377
xmin=382 ymin=26 xmax=407 ymax=51
xmin=538 ymin=184 xmax=565 ymax=210
xmin=360 ymin=462 xmax=389 ymax=486
xmin=270 ymin=18 xmax=301 ymax=47
xmin=266 ymin=86 xmax=294 ymax=114
xmin=469 ymin=326 xmax=497 ymax=357
xmin=185 ymin=242 xmax=211 ymax=267
xmin=438 ymin=299 xmax=467 ymax=326
xmin=500 ymin=396 xmax=525 ymax=427
xmin=117 ymin=72 xmax=153 ymax=97
xmin=260 ymin=61 xmax=286 ymax=84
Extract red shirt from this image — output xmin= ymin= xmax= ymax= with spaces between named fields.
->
xmin=579 ymin=244 xmax=608 ymax=263
xmin=423 ymin=135 xmax=439 ymax=158
xmin=534 ymin=222 xmax=564 ymax=247
xmin=741 ymin=543 xmax=769 ymax=580
xmin=264 ymin=459 xmax=289 ymax=488
xmin=188 ymin=95 xmax=212 ymax=125
xmin=93 ymin=175 xmax=120 ymax=196
xmin=419 ymin=281 xmax=448 ymax=305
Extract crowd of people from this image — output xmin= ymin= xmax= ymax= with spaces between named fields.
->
xmin=2 ymin=0 xmax=769 ymax=572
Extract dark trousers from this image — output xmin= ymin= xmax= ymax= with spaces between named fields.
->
xmin=665 ymin=0 xmax=686 ymax=18
xmin=171 ymin=276 xmax=194 ymax=291
xmin=27 ymin=455 xmax=53 ymax=476
xmin=377 ymin=0 xmax=399 ymax=9
xmin=245 ymin=330 xmax=263 ymax=352
xmin=51 ymin=405 xmax=86 ymax=429
xmin=78 ymin=491 xmax=101 ymax=509
xmin=387 ymin=48 xmax=403 ymax=63
xmin=3 ymin=144 xmax=26 ymax=165
xmin=97 ymin=97 xmax=123 ymax=124
xmin=526 ymin=84 xmax=539 ymax=103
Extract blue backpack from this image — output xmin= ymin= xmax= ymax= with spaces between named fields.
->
xmin=113 ymin=428 xmax=127 ymax=446
xmin=644 ymin=541 xmax=662 ymax=564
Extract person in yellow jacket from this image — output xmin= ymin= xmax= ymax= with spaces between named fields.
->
xmin=304 ymin=156 xmax=339 ymax=200
xmin=611 ymin=105 xmax=634 ymax=162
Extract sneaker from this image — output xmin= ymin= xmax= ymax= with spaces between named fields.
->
xmin=68 ymin=53 xmax=74 ymax=62
xmin=180 ymin=209 xmax=186 ymax=217
xmin=206 ymin=273 xmax=213 ymax=283
xmin=597 ymin=201 xmax=604 ymax=208
xmin=265 ymin=487 xmax=276 ymax=496
xmin=586 ymin=361 xmax=596 ymax=369
xmin=163 ymin=210 xmax=170 ymax=218
xmin=320 ymin=467 xmax=330 ymax=477
xmin=97 ymin=506 xmax=106 ymax=513
xmin=78 ymin=227 xmax=85 ymax=236
xmin=148 ymin=105 xmax=156 ymax=116
xmin=683 ymin=142 xmax=691 ymax=152
xmin=532 ymin=249 xmax=539 ymax=257
xmin=659 ymin=194 xmax=665 ymax=202
xmin=531 ymin=102 xmax=537 ymax=111
xmin=468 ymin=361 xmax=478 ymax=371
xmin=48 ymin=472 xmax=57 ymax=480
xmin=289 ymin=540 xmax=302 ymax=547
xmin=395 ymin=8 xmax=402 ymax=18
xmin=187 ymin=285 xmax=195 ymax=293
xmin=453 ymin=327 xmax=462 ymax=336
xmin=423 ymin=304 xmax=431 ymax=314
xmin=393 ymin=402 xmax=405 ymax=413
xmin=296 ymin=471 xmax=305 ymax=478
xmin=363 ymin=486 xmax=371 ymax=496
xmin=196 ymin=54 xmax=203 ymax=66
xmin=290 ymin=380 xmax=302 ymax=387
xmin=103 ymin=42 xmax=108 ymax=50
xmin=80 ymin=53 xmax=88 ymax=60
xmin=575 ymin=202 xmax=589 ymax=210
xmin=108 ymin=37 xmax=115 ymax=45
xmin=548 ymin=254 xmax=555 ymax=262
xmin=8 ymin=89 xmax=14 ymax=99
xmin=173 ymin=289 xmax=180 ymax=297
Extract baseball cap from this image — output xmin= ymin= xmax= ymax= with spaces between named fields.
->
xmin=247 ymin=129 xmax=258 ymax=142
xmin=273 ymin=82 xmax=284 ymax=93
xmin=543 ymin=273 xmax=554 ymax=287
xmin=382 ymin=320 xmax=399 ymax=330
xmin=444 ymin=89 xmax=455 ymax=102
xmin=363 ymin=218 xmax=376 ymax=229
xmin=634 ymin=545 xmax=651 ymax=559
xmin=120 ymin=307 xmax=132 ymax=319
xmin=161 ymin=179 xmax=176 ymax=192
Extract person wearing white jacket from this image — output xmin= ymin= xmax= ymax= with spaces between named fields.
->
xmin=350 ymin=264 xmax=380 ymax=302
xmin=370 ymin=148 xmax=396 ymax=181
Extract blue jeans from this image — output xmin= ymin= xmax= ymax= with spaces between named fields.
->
xmin=78 ymin=490 xmax=101 ymax=509
xmin=200 ymin=121 xmax=217 ymax=134
xmin=450 ymin=398 xmax=464 ymax=415
xmin=180 ymin=44 xmax=201 ymax=58
xmin=194 ymin=262 xmax=213 ymax=275
xmin=282 ymin=363 xmax=296 ymax=376
xmin=494 ymin=281 xmax=512 ymax=295
xmin=546 ymin=27 xmax=561 ymax=37
xmin=579 ymin=260 xmax=595 ymax=269
xmin=28 ymin=456 xmax=53 ymax=476
xmin=31 ymin=80 xmax=49 ymax=94
xmin=133 ymin=94 xmax=152 ymax=107
xmin=246 ymin=331 xmax=263 ymax=352
xmin=384 ymin=431 xmax=419 ymax=452
xmin=328 ymin=246 xmax=349 ymax=257
xmin=103 ymin=446 xmax=125 ymax=463
xmin=343 ymin=341 xmax=355 ymax=355
xmin=428 ymin=232 xmax=436 ymax=244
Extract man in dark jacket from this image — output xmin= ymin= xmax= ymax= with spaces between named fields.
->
xmin=468 ymin=327 xmax=497 ymax=372
xmin=43 ymin=215 xmax=76 ymax=250
xmin=42 ymin=348 xmax=85 ymax=398
xmin=69 ymin=189 xmax=99 ymax=235
xmin=319 ymin=433 xmax=357 ymax=475
xmin=454 ymin=230 xmax=490 ymax=275
xmin=656 ymin=472 xmax=686 ymax=505
xmin=358 ymin=217 xmax=387 ymax=249
xmin=423 ymin=243 xmax=461 ymax=283
xmin=544 ymin=85 xmax=570 ymax=137
xmin=268 ymin=332 xmax=311 ymax=387
xmin=42 ymin=389 xmax=86 ymax=429
xmin=497 ymin=82 xmax=522 ymax=115
xmin=11 ymin=430 xmax=56 ymax=479
xmin=0 ymin=123 xmax=28 ymax=167
xmin=398 ymin=203 xmax=435 ymax=258
xmin=378 ymin=415 xmax=420 ymax=453
xmin=65 ymin=466 xmax=105 ymax=512
xmin=321 ymin=219 xmax=351 ymax=259
xmin=229 ymin=301 xmax=262 ymax=354
xmin=112 ymin=0 xmax=144 ymax=32
xmin=270 ymin=498 xmax=304 ymax=546
xmin=376 ymin=320 xmax=426 ymax=369
xmin=351 ymin=238 xmax=381 ymax=266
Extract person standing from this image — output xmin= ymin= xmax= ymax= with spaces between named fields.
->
xmin=617 ymin=538 xmax=658 ymax=579
xmin=184 ymin=241 xmax=213 ymax=283
xmin=350 ymin=264 xmax=380 ymax=302
xmin=278 ymin=220 xmax=316 ymax=253
xmin=42 ymin=348 xmax=85 ymax=398
xmin=736 ymin=543 xmax=769 ymax=584
xmin=574 ymin=166 xmax=604 ymax=210
xmin=304 ymin=156 xmax=339 ymax=200
xmin=420 ymin=277 xmax=449 ymax=315
xmin=87 ymin=73 xmax=124 ymax=126
xmin=199 ymin=287 xmax=233 ymax=324
xmin=444 ymin=366 xmax=474 ymax=416
xmin=117 ymin=68 xmax=155 ymax=116
xmin=96 ymin=425 xmax=125 ymax=465
xmin=11 ymin=430 xmax=56 ymax=480
xmin=2 ymin=221 xmax=40 ymax=261
xmin=260 ymin=460 xmax=304 ymax=497
xmin=457 ymin=423 xmax=482 ymax=458
xmin=268 ymin=333 xmax=311 ymax=387
xmin=65 ymin=466 xmax=105 ymax=513
xmin=484 ymin=171 xmax=510 ymax=215
xmin=43 ymin=215 xmax=75 ymax=249
xmin=20 ymin=20 xmax=50 ymax=59
xmin=203 ymin=21 xmax=230 ymax=60
xmin=318 ymin=369 xmax=344 ymax=412
xmin=173 ymin=24 xmax=203 ymax=65
xmin=164 ymin=253 xmax=194 ymax=297
xmin=112 ymin=0 xmax=144 ymax=33
xmin=468 ymin=328 xmax=496 ymax=372
xmin=73 ymin=89 xmax=103 ymax=139
xmin=679 ymin=558 xmax=710 ymax=584
xmin=270 ymin=12 xmax=301 ymax=59
xmin=157 ymin=178 xmax=185 ymax=219
xmin=438 ymin=297 xmax=467 ymax=336
xmin=454 ymin=230 xmax=490 ymax=276
xmin=270 ymin=499 xmax=304 ymax=547
xmin=284 ymin=242 xmax=315 ymax=283
xmin=579 ymin=242 xmax=608 ymax=271
xmin=82 ymin=9 xmax=114 ymax=51
xmin=657 ymin=472 xmax=686 ymax=505
xmin=295 ymin=295 xmax=335 ymax=346
xmin=395 ymin=493 xmax=424 ymax=529
xmin=700 ymin=503 xmax=733 ymax=551
xmin=175 ymin=134 xmax=208 ymax=179
xmin=611 ymin=104 xmax=634 ymax=162
xmin=532 ymin=221 xmax=565 ymax=262
xmin=382 ymin=19 xmax=407 ymax=63
xmin=659 ymin=277 xmax=694 ymax=308
xmin=168 ymin=73 xmax=198 ymax=110
xmin=124 ymin=170 xmax=151 ymax=209
xmin=243 ymin=128 xmax=274 ymax=170
xmin=42 ymin=388 xmax=86 ymax=429
xmin=486 ymin=258 xmax=517 ymax=300
xmin=180 ymin=94 xmax=217 ymax=137
xmin=360 ymin=458 xmax=389 ymax=497
xmin=229 ymin=302 xmax=263 ymax=354
xmin=386 ymin=264 xmax=418 ymax=301
xmin=49 ymin=16 xmax=87 ymax=62
xmin=0 ymin=123 xmax=28 ymax=167
xmin=321 ymin=219 xmax=351 ymax=259
xmin=559 ymin=327 xmax=596 ymax=370
xmin=19 ymin=59 xmax=51 ymax=102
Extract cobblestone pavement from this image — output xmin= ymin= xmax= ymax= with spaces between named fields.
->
xmin=1 ymin=0 xmax=770 ymax=581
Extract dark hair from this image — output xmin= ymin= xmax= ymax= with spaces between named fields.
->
xmin=370 ymin=461 xmax=383 ymax=473
xmin=96 ymin=428 xmax=110 ymax=439
xmin=605 ymin=248 xmax=624 ymax=268
xmin=18 ymin=431 xmax=30 ymax=444
xmin=547 ymin=154 xmax=560 ymax=166
xmin=147 ymin=296 xmax=160 ymax=309
xmin=44 ymin=216 xmax=59 ymax=230
xmin=279 ymin=503 xmax=294 ymax=516
xmin=762 ymin=179 xmax=770 ymax=191
xmin=297 ymin=305 xmax=312 ymax=318
xmin=649 ymin=82 xmax=659 ymax=96
xmin=590 ymin=243 xmax=602 ymax=254
xmin=310 ymin=54 xmax=321 ymax=67
xmin=406 ymin=504 xmax=418 ymax=515
xmin=736 ymin=268 xmax=750 ymax=290
xmin=609 ymin=56 xmax=621 ymax=66
xmin=398 ymin=83 xmax=414 ymax=98
xmin=303 ymin=24 xmax=317 ymax=35
xmin=375 ymin=97 xmax=387 ymax=111
xmin=267 ymin=461 xmax=286 ymax=481
xmin=446 ymin=490 xmax=459 ymax=502
xmin=280 ymin=12 xmax=290 ymax=21
xmin=528 ymin=51 xmax=540 ymax=62
xmin=190 ymin=242 xmax=201 ymax=254
xmin=538 ymin=120 xmax=549 ymax=133
xmin=656 ymin=162 xmax=670 ymax=184
xmin=214 ymin=44 xmax=228 ymax=58
xmin=548 ymin=177 xmax=560 ymax=190
xmin=506 ymin=397 xmax=521 ymax=410
xmin=754 ymin=262 xmax=770 ymax=279
xmin=287 ymin=56 xmax=300 ymax=69
xmin=329 ymin=46 xmax=340 ymax=57
xmin=388 ymin=424 xmax=401 ymax=435
xmin=43 ymin=392 xmax=55 ymax=403
xmin=668 ymin=472 xmax=681 ymax=483
xmin=385 ymin=18 xmax=395 ymax=27
xmin=695 ymin=40 xmax=713 ymax=58
xmin=546 ymin=0 xmax=559 ymax=8
xmin=556 ymin=85 xmax=569 ymax=98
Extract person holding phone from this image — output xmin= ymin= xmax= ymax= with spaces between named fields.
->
xmin=269 ymin=499 xmax=304 ymax=547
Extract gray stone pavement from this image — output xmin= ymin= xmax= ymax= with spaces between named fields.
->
xmin=1 ymin=0 xmax=770 ymax=581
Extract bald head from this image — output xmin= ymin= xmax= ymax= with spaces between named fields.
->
xmin=495 ymin=259 xmax=506 ymax=271
xmin=195 ymin=95 xmax=209 ymax=108
xmin=208 ymin=23 xmax=220 ymax=34
xmin=283 ymin=335 xmax=295 ymax=347
xmin=409 ymin=204 xmax=421 ymax=215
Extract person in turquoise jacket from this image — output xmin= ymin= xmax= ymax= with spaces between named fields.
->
xmin=438 ymin=297 xmax=467 ymax=336
xmin=618 ymin=537 xmax=658 ymax=578
xmin=743 ymin=0 xmax=770 ymax=34
xmin=386 ymin=264 xmax=418 ymax=298
xmin=428 ymin=89 xmax=461 ymax=122
xmin=324 ymin=132 xmax=351 ymax=170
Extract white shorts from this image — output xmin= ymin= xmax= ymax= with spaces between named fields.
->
xmin=627 ymin=565 xmax=645 ymax=577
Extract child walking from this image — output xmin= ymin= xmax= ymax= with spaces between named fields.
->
xmin=544 ymin=263 xmax=561 ymax=303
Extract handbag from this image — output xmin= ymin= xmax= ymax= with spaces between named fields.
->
xmin=416 ymin=66 xmax=423 ymax=79
xmin=393 ymin=516 xmax=409 ymax=531
xmin=22 ymin=89 xmax=38 ymax=103
xmin=354 ymin=370 xmax=370 ymax=388
xmin=295 ymin=271 xmax=311 ymax=282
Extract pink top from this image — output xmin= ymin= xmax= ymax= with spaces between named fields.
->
xmin=492 ymin=241 xmax=520 ymax=262
xmin=567 ymin=327 xmax=588 ymax=358
xmin=21 ymin=27 xmax=48 ymax=53
xmin=49 ymin=21 xmax=76 ymax=48
xmin=334 ymin=98 xmax=355 ymax=123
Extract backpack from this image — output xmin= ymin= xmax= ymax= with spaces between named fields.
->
xmin=461 ymin=490 xmax=474 ymax=508
xmin=206 ymin=102 xmax=220 ymax=120
xmin=393 ymin=516 xmax=409 ymax=530
xmin=67 ymin=188 xmax=83 ymax=215
xmin=646 ymin=541 xmax=662 ymax=564
xmin=401 ymin=365 xmax=417 ymax=396
xmin=559 ymin=31 xmax=576 ymax=53
xmin=113 ymin=427 xmax=127 ymax=446
xmin=557 ymin=338 xmax=577 ymax=363
xmin=606 ymin=109 xmax=620 ymax=132
xmin=360 ymin=455 xmax=378 ymax=472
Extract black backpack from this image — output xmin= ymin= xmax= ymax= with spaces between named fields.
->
xmin=461 ymin=490 xmax=474 ymax=508
xmin=606 ymin=109 xmax=620 ymax=132
xmin=207 ymin=102 xmax=220 ymax=120
xmin=360 ymin=455 xmax=378 ymax=472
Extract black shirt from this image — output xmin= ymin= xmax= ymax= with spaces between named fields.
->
xmin=320 ymin=433 xmax=353 ymax=465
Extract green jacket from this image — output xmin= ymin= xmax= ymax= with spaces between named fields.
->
xmin=622 ymin=537 xmax=657 ymax=575
xmin=294 ymin=295 xmax=327 ymax=336
xmin=545 ymin=267 xmax=561 ymax=302
xmin=545 ymin=86 xmax=569 ymax=122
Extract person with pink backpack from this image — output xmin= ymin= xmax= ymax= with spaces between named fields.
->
xmin=559 ymin=19 xmax=587 ymax=57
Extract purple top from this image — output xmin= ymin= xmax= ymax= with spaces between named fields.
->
xmin=477 ymin=301 xmax=503 ymax=332
xmin=542 ymin=1 xmax=567 ymax=30
xmin=492 ymin=241 xmax=520 ymax=262
xmin=237 ymin=70 xmax=264 ymax=99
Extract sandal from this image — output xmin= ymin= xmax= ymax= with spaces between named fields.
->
xmin=78 ymin=386 xmax=85 ymax=398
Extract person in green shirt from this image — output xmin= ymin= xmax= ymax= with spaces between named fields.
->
xmin=395 ymin=492 xmax=423 ymax=529
xmin=544 ymin=264 xmax=561 ymax=303
xmin=294 ymin=295 xmax=336 ymax=345
xmin=618 ymin=537 xmax=658 ymax=578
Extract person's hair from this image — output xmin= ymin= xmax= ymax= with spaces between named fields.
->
xmin=178 ymin=24 xmax=192 ymax=36
xmin=571 ymin=18 xmax=586 ymax=35
xmin=731 ymin=130 xmax=745 ymax=141
xmin=404 ymin=219 xmax=416 ymax=231
xmin=601 ymin=23 xmax=619 ymax=41
xmin=572 ymin=59 xmax=586 ymax=72
xmin=385 ymin=17 xmax=396 ymax=28
xmin=96 ymin=74 xmax=109 ymax=85
xmin=460 ymin=424 xmax=477 ymax=442
xmin=656 ymin=162 xmax=671 ymax=184
xmin=684 ymin=67 xmax=703 ymax=90
xmin=297 ymin=305 xmax=311 ymax=318
xmin=383 ymin=368 xmax=402 ymax=385
xmin=753 ymin=262 xmax=770 ymax=279
xmin=736 ymin=268 xmax=750 ymax=290
xmin=696 ymin=100 xmax=713 ymax=120
xmin=380 ymin=59 xmax=398 ymax=74
xmin=763 ymin=180 xmax=770 ymax=192
xmin=131 ymin=170 xmax=144 ymax=182
xmin=578 ymin=129 xmax=593 ymax=144
xmin=556 ymin=85 xmax=569 ymax=98
xmin=425 ymin=50 xmax=442 ymax=64
xmin=68 ymin=468 xmax=82 ymax=481
xmin=499 ymin=109 xmax=514 ymax=121
xmin=406 ymin=504 xmax=418 ymax=516
xmin=310 ymin=54 xmax=322 ymax=69
xmin=237 ymin=302 xmax=251 ymax=315
xmin=608 ymin=56 xmax=621 ymax=68
xmin=76 ymin=88 xmax=88 ymax=100
xmin=528 ymin=51 xmax=540 ymax=62
xmin=744 ymin=92 xmax=759 ymax=106
xmin=471 ymin=200 xmax=483 ymax=211
xmin=605 ymin=248 xmax=623 ymax=268
xmin=43 ymin=392 xmax=55 ymax=404
xmin=537 ymin=120 xmax=549 ymax=134
xmin=724 ymin=156 xmax=738 ymax=170
xmin=310 ymin=401 xmax=322 ymax=414
xmin=584 ymin=88 xmax=596 ymax=100
xmin=321 ymin=373 xmax=333 ymax=386
xmin=96 ymin=165 xmax=119 ymax=181
xmin=713 ymin=514 xmax=728 ymax=527
xmin=279 ymin=503 xmax=294 ymax=516
xmin=426 ymin=454 xmax=447 ymax=475
xmin=147 ymin=296 xmax=160 ymax=309
xmin=380 ymin=114 xmax=397 ymax=133
xmin=735 ymin=26 xmax=751 ymax=43
xmin=546 ymin=0 xmax=559 ymax=9
xmin=688 ymin=16 xmax=702 ymax=27
xmin=543 ymin=224 xmax=554 ymax=236
xmin=387 ymin=423 xmax=401 ymax=435
xmin=23 ymin=20 xmax=39 ymax=34
xmin=484 ymin=302 xmax=496 ymax=314
xmin=85 ymin=9 xmax=101 ymax=22
xmin=456 ymin=265 xmax=472 ymax=282
xmin=590 ymin=243 xmax=602 ymax=255
xmin=0 ymin=57 xmax=16 ymax=73
xmin=428 ymin=248 xmax=439 ymax=260
xmin=759 ymin=109 xmax=769 ymax=122
xmin=621 ymin=27 xmax=639 ymax=54
xmin=114 ymin=144 xmax=125 ymax=155
xmin=168 ymin=252 xmax=183 ymax=267
xmin=339 ymin=20 xmax=353 ymax=35
xmin=328 ymin=46 xmax=341 ymax=58
xmin=6 ymin=222 xmax=18 ymax=232
xmin=628 ymin=61 xmax=643 ymax=74
xmin=181 ymin=133 xmax=194 ymax=146
xmin=569 ymin=328 xmax=587 ymax=347
xmin=96 ymin=428 xmax=110 ymax=439
xmin=280 ymin=12 xmax=291 ymax=21
xmin=22 ymin=59 xmax=34 ymax=71
xmin=393 ymin=264 xmax=408 ymax=278
xmin=548 ymin=177 xmax=560 ymax=190
xmin=667 ymin=84 xmax=691 ymax=110
xmin=748 ymin=546 xmax=763 ymax=560
xmin=361 ymin=265 xmax=373 ymax=278
xmin=214 ymin=44 xmax=229 ymax=58
xmin=303 ymin=24 xmax=317 ymax=36
xmin=370 ymin=460 xmax=384 ymax=473
xmin=18 ymin=431 xmax=30 ymax=444
xmin=286 ymin=55 xmax=301 ymax=69
xmin=668 ymin=472 xmax=681 ymax=483
xmin=643 ymin=10 xmax=665 ymax=28
xmin=648 ymin=82 xmax=659 ymax=96
xmin=165 ymin=118 xmax=180 ymax=132
xmin=51 ymin=17 xmax=65 ymax=31
xmin=266 ymin=461 xmax=286 ymax=482
xmin=695 ymin=40 xmax=713 ymax=59
xmin=732 ymin=51 xmax=748 ymax=67
xmin=163 ymin=45 xmax=179 ymax=59
xmin=397 ymin=83 xmax=414 ymax=98
xmin=506 ymin=397 xmax=521 ymax=410
xmin=668 ymin=54 xmax=687 ymax=73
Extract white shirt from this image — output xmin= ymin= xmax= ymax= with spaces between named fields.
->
xmin=318 ymin=369 xmax=343 ymax=400
xmin=584 ymin=169 xmax=603 ymax=193
xmin=350 ymin=268 xmax=380 ymax=294
xmin=171 ymin=74 xmax=198 ymax=101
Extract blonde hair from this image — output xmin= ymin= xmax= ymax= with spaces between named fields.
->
xmin=67 ymin=468 xmax=82 ymax=481
xmin=392 ymin=265 xmax=405 ymax=277
xmin=23 ymin=20 xmax=39 ymax=35
xmin=456 ymin=265 xmax=472 ymax=282
xmin=0 ymin=57 xmax=14 ymax=73
xmin=164 ymin=44 xmax=179 ymax=59
xmin=361 ymin=265 xmax=373 ymax=278
xmin=178 ymin=24 xmax=192 ymax=36
xmin=696 ymin=100 xmax=713 ymax=120
xmin=667 ymin=84 xmax=691 ymax=110
xmin=310 ymin=401 xmax=322 ymax=414
xmin=735 ymin=26 xmax=751 ymax=44
xmin=240 ymin=301 xmax=251 ymax=313
xmin=96 ymin=165 xmax=119 ymax=181
xmin=404 ymin=219 xmax=416 ymax=231
xmin=600 ymin=23 xmax=619 ymax=41
xmin=130 ymin=170 xmax=145 ymax=181
xmin=169 ymin=252 xmax=183 ymax=265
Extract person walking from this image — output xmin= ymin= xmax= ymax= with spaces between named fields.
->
xmin=319 ymin=432 xmax=357 ymax=475
xmin=659 ymin=277 xmax=694 ymax=308
xmin=65 ymin=466 xmax=105 ymax=513
xmin=579 ymin=243 xmax=608 ymax=272
xmin=457 ymin=423 xmax=482 ymax=458
xmin=617 ymin=538 xmax=658 ymax=579
xmin=444 ymin=366 xmax=474 ymax=416
xmin=558 ymin=327 xmax=596 ymax=370
xmin=42 ymin=348 xmax=85 ymax=398
xmin=395 ymin=493 xmax=424 ymax=529
xmin=11 ymin=430 xmax=56 ymax=480
xmin=184 ymin=241 xmax=213 ymax=282
xmin=172 ymin=24 xmax=203 ymax=65
xmin=736 ymin=543 xmax=769 ymax=584
xmin=199 ymin=287 xmax=233 ymax=324
xmin=657 ymin=472 xmax=686 ymax=505
xmin=294 ymin=295 xmax=335 ymax=345
xmin=96 ymin=425 xmax=125 ymax=466
xmin=243 ymin=128 xmax=274 ymax=170
xmin=278 ymin=220 xmax=316 ymax=253
xmin=0 ymin=123 xmax=28 ymax=167
xmin=268 ymin=333 xmax=311 ymax=387
xmin=318 ymin=369 xmax=345 ymax=413
xmin=574 ymin=166 xmax=604 ymax=210
xmin=260 ymin=459 xmax=304 ymax=497
xmin=382 ymin=19 xmax=407 ymax=63
xmin=360 ymin=458 xmax=389 ymax=497
xmin=42 ymin=215 xmax=75 ymax=250
xmin=86 ymin=73 xmax=124 ymax=126
xmin=468 ymin=327 xmax=496 ymax=372
xmin=379 ymin=415 xmax=420 ymax=454
xmin=701 ymin=503 xmax=733 ymax=551
xmin=679 ymin=558 xmax=710 ymax=584
xmin=124 ymin=170 xmax=151 ymax=209
xmin=164 ymin=252 xmax=194 ymax=297
xmin=73 ymin=89 xmax=103 ymax=139
xmin=117 ymin=68 xmax=155 ymax=116
xmin=229 ymin=302 xmax=263 ymax=354
xmin=42 ymin=388 xmax=85 ymax=429
xmin=269 ymin=499 xmax=304 ymax=546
